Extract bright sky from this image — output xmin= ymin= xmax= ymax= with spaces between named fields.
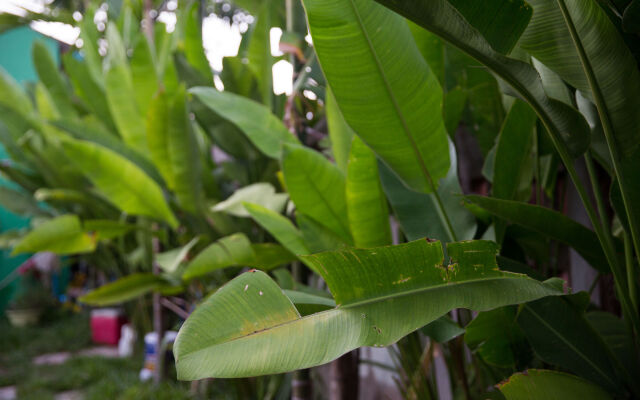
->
xmin=0 ymin=0 xmax=293 ymax=94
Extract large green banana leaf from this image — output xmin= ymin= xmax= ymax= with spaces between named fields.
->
xmin=105 ymin=64 xmax=148 ymax=154
xmin=374 ymin=0 xmax=590 ymax=160
xmin=61 ymin=138 xmax=178 ymax=228
xmin=32 ymin=41 xmax=76 ymax=119
xmin=182 ymin=233 xmax=296 ymax=280
xmin=183 ymin=1 xmax=213 ymax=84
xmin=189 ymin=87 xmax=299 ymax=158
xmin=492 ymin=100 xmax=537 ymax=201
xmin=61 ymin=54 xmax=117 ymax=133
xmin=53 ymin=119 xmax=162 ymax=185
xmin=0 ymin=67 xmax=32 ymax=118
xmin=78 ymin=8 xmax=103 ymax=88
xmin=246 ymin=0 xmax=274 ymax=108
xmin=446 ymin=0 xmax=532 ymax=54
xmin=79 ymin=273 xmax=169 ymax=306
xmin=518 ymin=295 xmax=630 ymax=394
xmin=498 ymin=370 xmax=611 ymax=400
xmin=281 ymin=143 xmax=352 ymax=243
xmin=302 ymin=0 xmax=450 ymax=194
xmin=326 ymin=88 xmax=354 ymax=174
xmin=174 ymin=239 xmax=562 ymax=379
xmin=492 ymin=100 xmax=537 ymax=242
xmin=35 ymin=82 xmax=63 ymax=121
xmin=130 ymin=34 xmax=158 ymax=116
xmin=146 ymin=86 xmax=202 ymax=213
xmin=587 ymin=311 xmax=640 ymax=387
xmin=12 ymin=215 xmax=96 ymax=256
xmin=346 ymin=136 xmax=391 ymax=248
xmin=104 ymin=23 xmax=148 ymax=154
xmin=519 ymin=0 xmax=640 ymax=158
xmin=466 ymin=195 xmax=612 ymax=273
xmin=464 ymin=306 xmax=528 ymax=368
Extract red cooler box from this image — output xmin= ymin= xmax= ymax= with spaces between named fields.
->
xmin=90 ymin=308 xmax=127 ymax=345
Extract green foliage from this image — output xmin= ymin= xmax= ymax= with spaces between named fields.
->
xmin=211 ymin=183 xmax=288 ymax=217
xmin=467 ymin=195 xmax=611 ymax=273
xmin=190 ymin=87 xmax=299 ymax=158
xmin=80 ymin=273 xmax=169 ymax=306
xmin=2 ymin=0 xmax=640 ymax=395
xmin=146 ymin=85 xmax=202 ymax=213
xmin=12 ymin=215 xmax=96 ymax=255
xmin=345 ymin=136 xmax=391 ymax=247
xmin=517 ymin=295 xmax=630 ymax=394
xmin=498 ymin=370 xmax=611 ymax=400
xmin=182 ymin=233 xmax=255 ymax=280
xmin=61 ymin=138 xmax=178 ymax=228
xmin=281 ymin=143 xmax=351 ymax=243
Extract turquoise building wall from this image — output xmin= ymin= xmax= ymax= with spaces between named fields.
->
xmin=0 ymin=26 xmax=59 ymax=311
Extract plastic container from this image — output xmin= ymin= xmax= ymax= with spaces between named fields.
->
xmin=139 ymin=331 xmax=178 ymax=381
xmin=90 ymin=308 xmax=127 ymax=345
xmin=118 ymin=324 xmax=136 ymax=357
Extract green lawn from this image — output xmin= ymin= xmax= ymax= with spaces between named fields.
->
xmin=0 ymin=310 xmax=192 ymax=400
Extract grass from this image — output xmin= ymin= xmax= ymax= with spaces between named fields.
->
xmin=0 ymin=309 xmax=192 ymax=399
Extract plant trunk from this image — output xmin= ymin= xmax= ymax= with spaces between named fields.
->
xmin=329 ymin=349 xmax=359 ymax=400
xmin=292 ymin=369 xmax=312 ymax=400
xmin=153 ymin=263 xmax=164 ymax=385
xmin=151 ymin=234 xmax=164 ymax=385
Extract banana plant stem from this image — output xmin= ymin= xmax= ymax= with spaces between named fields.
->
xmin=568 ymin=153 xmax=638 ymax=333
xmin=625 ymin=232 xmax=639 ymax=312
xmin=432 ymin=188 xmax=458 ymax=242
xmin=584 ymin=152 xmax=618 ymax=273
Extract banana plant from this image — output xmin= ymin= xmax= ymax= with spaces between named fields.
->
xmin=2 ymin=0 xmax=640 ymax=397
xmin=170 ymin=0 xmax=640 ymax=398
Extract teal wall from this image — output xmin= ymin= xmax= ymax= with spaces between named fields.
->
xmin=0 ymin=26 xmax=59 ymax=82
xmin=0 ymin=26 xmax=59 ymax=310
